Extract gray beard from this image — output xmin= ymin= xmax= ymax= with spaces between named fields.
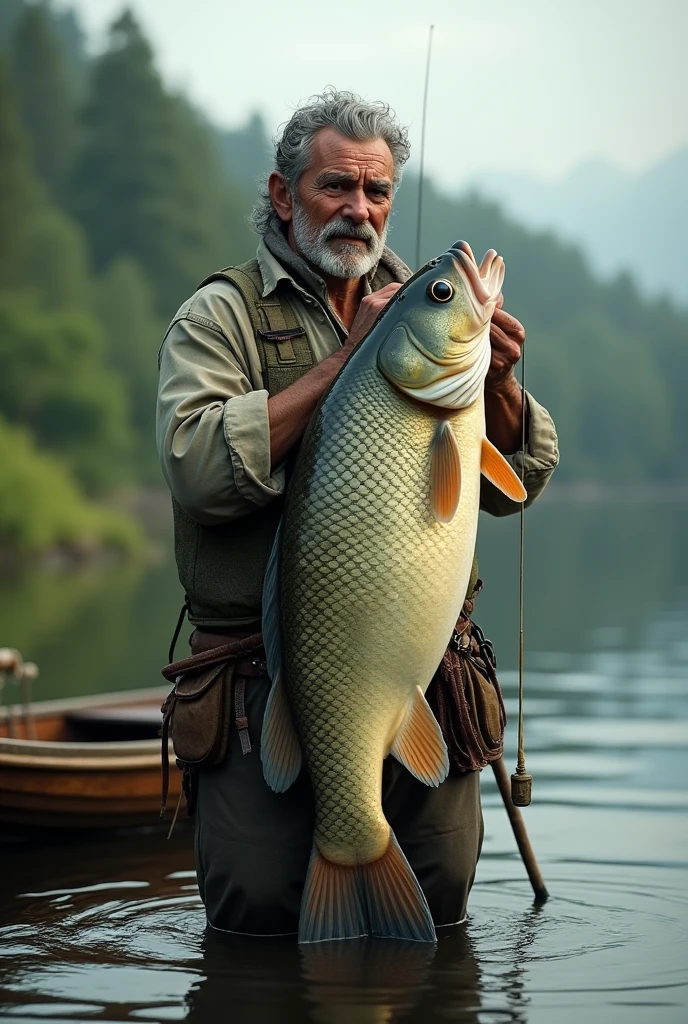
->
xmin=291 ymin=202 xmax=388 ymax=279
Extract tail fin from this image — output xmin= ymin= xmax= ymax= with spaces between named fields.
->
xmin=298 ymin=832 xmax=436 ymax=944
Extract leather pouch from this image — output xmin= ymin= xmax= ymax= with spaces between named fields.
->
xmin=159 ymin=632 xmax=263 ymax=816
xmin=428 ymin=587 xmax=507 ymax=773
xmin=166 ymin=661 xmax=235 ymax=767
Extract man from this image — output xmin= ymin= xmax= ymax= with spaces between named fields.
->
xmin=157 ymin=90 xmax=558 ymax=937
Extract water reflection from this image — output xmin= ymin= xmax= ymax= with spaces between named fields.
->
xmin=1 ymin=495 xmax=687 ymax=705
xmin=187 ymin=925 xmax=502 ymax=1024
xmin=477 ymin=496 xmax=688 ymax=662
xmin=0 ymin=498 xmax=687 ymax=1021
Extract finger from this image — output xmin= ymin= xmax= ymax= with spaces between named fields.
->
xmin=489 ymin=325 xmax=522 ymax=366
xmin=491 ymin=308 xmax=525 ymax=345
xmin=378 ymin=282 xmax=402 ymax=299
xmin=494 ymin=292 xmax=504 ymax=310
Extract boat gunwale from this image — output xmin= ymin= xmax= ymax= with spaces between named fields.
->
xmin=0 ymin=685 xmax=170 ymax=723
xmin=0 ymin=686 xmax=171 ymax=768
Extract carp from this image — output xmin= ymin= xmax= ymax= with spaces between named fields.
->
xmin=261 ymin=241 xmax=526 ymax=943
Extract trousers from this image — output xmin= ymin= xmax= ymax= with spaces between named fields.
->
xmin=194 ymin=669 xmax=484 ymax=936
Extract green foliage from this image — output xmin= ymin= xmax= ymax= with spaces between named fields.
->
xmin=70 ymin=10 xmax=253 ymax=317
xmin=0 ymin=414 xmax=141 ymax=558
xmin=92 ymin=257 xmax=165 ymax=481
xmin=0 ymin=291 xmax=133 ymax=493
xmin=10 ymin=2 xmax=78 ymax=202
xmin=19 ymin=206 xmax=91 ymax=310
xmin=1 ymin=0 xmax=686 ymax=565
xmin=0 ymin=54 xmax=42 ymax=289
xmin=0 ymin=0 xmax=26 ymax=50
xmin=526 ymin=313 xmax=672 ymax=481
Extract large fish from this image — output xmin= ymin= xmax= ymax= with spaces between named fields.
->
xmin=261 ymin=241 xmax=526 ymax=943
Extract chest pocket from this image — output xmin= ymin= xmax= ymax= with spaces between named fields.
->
xmin=254 ymin=290 xmax=315 ymax=394
xmin=197 ymin=263 xmax=317 ymax=396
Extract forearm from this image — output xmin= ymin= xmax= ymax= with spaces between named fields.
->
xmin=268 ymin=347 xmax=349 ymax=469
xmin=158 ymin=316 xmax=285 ymax=524
xmin=484 ymin=372 xmax=524 ymax=455
xmin=480 ymin=392 xmax=559 ymax=516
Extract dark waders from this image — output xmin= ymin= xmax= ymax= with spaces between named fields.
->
xmin=194 ymin=666 xmax=484 ymax=936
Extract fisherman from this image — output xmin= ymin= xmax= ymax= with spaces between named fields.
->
xmin=157 ymin=89 xmax=559 ymax=938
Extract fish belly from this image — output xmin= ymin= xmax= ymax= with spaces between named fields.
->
xmin=281 ymin=364 xmax=484 ymax=866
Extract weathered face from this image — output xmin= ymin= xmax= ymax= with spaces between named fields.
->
xmin=290 ymin=128 xmax=395 ymax=278
xmin=377 ymin=241 xmax=505 ymax=410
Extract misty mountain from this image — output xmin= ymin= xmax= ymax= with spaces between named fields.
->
xmin=465 ymin=149 xmax=688 ymax=307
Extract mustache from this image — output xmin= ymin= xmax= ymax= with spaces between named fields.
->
xmin=319 ymin=218 xmax=378 ymax=248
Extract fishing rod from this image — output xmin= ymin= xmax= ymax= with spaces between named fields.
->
xmin=414 ymin=24 xmax=547 ymax=901
xmin=501 ymin=331 xmax=549 ymax=899
xmin=415 ymin=24 xmax=434 ymax=270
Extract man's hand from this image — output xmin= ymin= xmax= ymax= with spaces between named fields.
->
xmin=343 ymin=282 xmax=402 ymax=352
xmin=268 ymin=282 xmax=401 ymax=469
xmin=484 ymin=299 xmax=527 ymax=455
xmin=486 ymin=298 xmax=526 ymax=392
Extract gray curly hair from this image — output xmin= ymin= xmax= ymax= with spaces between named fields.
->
xmin=251 ymin=88 xmax=411 ymax=235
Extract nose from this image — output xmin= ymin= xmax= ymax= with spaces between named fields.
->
xmin=341 ymin=186 xmax=369 ymax=224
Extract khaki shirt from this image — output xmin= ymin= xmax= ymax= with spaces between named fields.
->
xmin=157 ymin=236 xmax=559 ymax=525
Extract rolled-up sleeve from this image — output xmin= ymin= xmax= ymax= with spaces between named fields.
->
xmin=479 ymin=392 xmax=559 ymax=517
xmin=156 ymin=307 xmax=285 ymax=525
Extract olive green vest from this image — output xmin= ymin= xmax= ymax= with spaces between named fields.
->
xmin=173 ymin=260 xmax=479 ymax=630
xmin=173 ymin=260 xmax=316 ymax=628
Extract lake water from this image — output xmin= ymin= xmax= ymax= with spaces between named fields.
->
xmin=1 ymin=495 xmax=687 ymax=1022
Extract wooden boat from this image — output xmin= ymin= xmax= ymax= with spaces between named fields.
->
xmin=0 ymin=686 xmax=181 ymax=828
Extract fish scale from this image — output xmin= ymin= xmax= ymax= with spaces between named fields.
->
xmin=261 ymin=242 xmax=521 ymax=941
xmin=281 ymin=358 xmax=482 ymax=864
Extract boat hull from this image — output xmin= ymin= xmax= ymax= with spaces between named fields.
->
xmin=0 ymin=687 xmax=181 ymax=828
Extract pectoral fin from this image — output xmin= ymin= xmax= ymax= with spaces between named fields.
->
xmin=390 ymin=686 xmax=449 ymax=787
xmin=261 ymin=521 xmax=302 ymax=792
xmin=481 ymin=437 xmax=527 ymax=502
xmin=430 ymin=420 xmax=461 ymax=523
xmin=261 ymin=672 xmax=302 ymax=793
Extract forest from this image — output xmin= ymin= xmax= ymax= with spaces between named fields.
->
xmin=0 ymin=1 xmax=686 ymax=560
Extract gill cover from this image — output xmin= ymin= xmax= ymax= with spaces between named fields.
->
xmin=378 ymin=241 xmax=504 ymax=412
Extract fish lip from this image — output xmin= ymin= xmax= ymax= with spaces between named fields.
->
xmin=399 ymin=318 xmax=491 ymax=367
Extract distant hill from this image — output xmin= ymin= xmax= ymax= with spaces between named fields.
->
xmin=2 ymin=0 xmax=687 ymax=506
xmin=213 ymin=111 xmax=273 ymax=194
xmin=464 ymin=149 xmax=688 ymax=307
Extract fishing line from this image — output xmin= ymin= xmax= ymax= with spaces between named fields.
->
xmin=415 ymin=24 xmax=434 ymax=270
xmin=511 ymin=338 xmax=532 ymax=806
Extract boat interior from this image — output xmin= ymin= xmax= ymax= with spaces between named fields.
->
xmin=0 ymin=701 xmax=164 ymax=744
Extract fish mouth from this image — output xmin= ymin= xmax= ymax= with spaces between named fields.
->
xmin=449 ymin=241 xmax=504 ymax=306
xmin=404 ymin=319 xmax=491 ymax=368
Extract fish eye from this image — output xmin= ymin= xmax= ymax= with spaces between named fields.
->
xmin=427 ymin=279 xmax=454 ymax=303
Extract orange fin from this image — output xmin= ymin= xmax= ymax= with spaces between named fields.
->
xmin=390 ymin=686 xmax=449 ymax=787
xmin=261 ymin=674 xmax=302 ymax=793
xmin=480 ymin=437 xmax=527 ymax=502
xmin=430 ymin=420 xmax=461 ymax=523
xmin=298 ymin=832 xmax=436 ymax=944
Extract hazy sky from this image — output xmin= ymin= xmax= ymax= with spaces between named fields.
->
xmin=58 ymin=0 xmax=687 ymax=188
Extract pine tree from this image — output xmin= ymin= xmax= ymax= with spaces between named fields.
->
xmin=71 ymin=9 xmax=252 ymax=317
xmin=0 ymin=54 xmax=41 ymax=288
xmin=10 ymin=2 xmax=78 ymax=203
xmin=94 ymin=257 xmax=165 ymax=480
